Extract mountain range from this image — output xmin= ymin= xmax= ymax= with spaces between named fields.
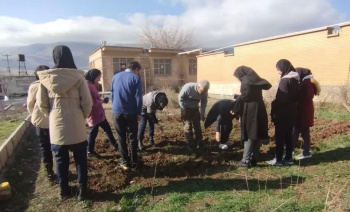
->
xmin=0 ymin=42 xmax=103 ymax=73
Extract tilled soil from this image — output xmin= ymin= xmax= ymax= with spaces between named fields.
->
xmin=86 ymin=111 xmax=350 ymax=194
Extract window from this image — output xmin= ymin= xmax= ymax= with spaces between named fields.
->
xmin=189 ymin=59 xmax=197 ymax=75
xmin=113 ymin=58 xmax=133 ymax=74
xmin=154 ymin=59 xmax=171 ymax=75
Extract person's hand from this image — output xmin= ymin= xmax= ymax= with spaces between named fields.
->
xmin=181 ymin=110 xmax=186 ymax=120
xmin=201 ymin=115 xmax=205 ymax=121
xmin=103 ymin=97 xmax=109 ymax=104
xmin=215 ymin=132 xmax=220 ymax=142
xmin=137 ymin=115 xmax=141 ymax=121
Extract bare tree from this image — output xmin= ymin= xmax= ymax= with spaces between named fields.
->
xmin=140 ymin=24 xmax=195 ymax=50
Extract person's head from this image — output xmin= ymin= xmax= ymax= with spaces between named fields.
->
xmin=276 ymin=59 xmax=295 ymax=77
xmin=196 ymin=80 xmax=210 ymax=94
xmin=128 ymin=61 xmax=141 ymax=75
xmin=295 ymin=68 xmax=312 ymax=82
xmin=233 ymin=66 xmax=254 ymax=81
xmin=155 ymin=93 xmax=168 ymax=110
xmin=34 ymin=65 xmax=50 ymax=80
xmin=52 ymin=45 xmax=77 ymax=69
xmin=121 ymin=64 xmax=126 ymax=71
xmin=85 ymin=69 xmax=102 ymax=84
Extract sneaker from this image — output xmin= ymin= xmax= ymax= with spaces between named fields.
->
xmin=219 ymin=144 xmax=228 ymax=150
xmin=236 ymin=161 xmax=250 ymax=168
xmin=266 ymin=158 xmax=283 ymax=166
xmin=120 ymin=163 xmax=130 ymax=171
xmin=295 ymin=153 xmax=312 ymax=160
xmin=225 ymin=140 xmax=234 ymax=146
xmin=283 ymin=159 xmax=294 ymax=165
xmin=87 ymin=151 xmax=102 ymax=159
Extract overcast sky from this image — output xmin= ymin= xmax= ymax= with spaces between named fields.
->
xmin=0 ymin=0 xmax=349 ymax=48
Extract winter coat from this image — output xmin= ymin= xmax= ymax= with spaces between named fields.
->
xmin=234 ymin=66 xmax=271 ymax=141
xmin=86 ymin=81 xmax=106 ymax=127
xmin=296 ymin=78 xmax=315 ymax=127
xmin=141 ymin=91 xmax=164 ymax=115
xmin=27 ymin=80 xmax=49 ymax=128
xmin=271 ymin=71 xmax=299 ymax=129
xmin=37 ymin=68 xmax=92 ymax=145
xmin=204 ymin=99 xmax=240 ymax=129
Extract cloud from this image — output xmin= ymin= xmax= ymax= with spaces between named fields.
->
xmin=0 ymin=0 xmax=346 ymax=48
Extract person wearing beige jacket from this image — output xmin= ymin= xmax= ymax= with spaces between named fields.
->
xmin=37 ymin=45 xmax=92 ymax=201
xmin=27 ymin=65 xmax=54 ymax=183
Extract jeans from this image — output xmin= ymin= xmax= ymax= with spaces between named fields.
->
xmin=138 ymin=114 xmax=154 ymax=141
xmin=113 ymin=113 xmax=138 ymax=166
xmin=183 ymin=108 xmax=202 ymax=145
xmin=275 ymin=125 xmax=293 ymax=161
xmin=87 ymin=119 xmax=117 ymax=152
xmin=292 ymin=126 xmax=311 ymax=155
xmin=51 ymin=141 xmax=88 ymax=186
xmin=36 ymin=127 xmax=53 ymax=171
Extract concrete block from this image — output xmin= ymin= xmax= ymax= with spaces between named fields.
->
xmin=0 ymin=146 xmax=8 ymax=167
xmin=5 ymin=140 xmax=14 ymax=157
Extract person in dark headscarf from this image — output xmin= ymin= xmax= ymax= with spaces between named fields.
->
xmin=138 ymin=91 xmax=168 ymax=150
xmin=84 ymin=69 xmax=118 ymax=159
xmin=36 ymin=45 xmax=92 ymax=201
xmin=292 ymin=67 xmax=320 ymax=160
xmin=267 ymin=59 xmax=299 ymax=166
xmin=233 ymin=66 xmax=271 ymax=168
xmin=204 ymin=99 xmax=241 ymax=150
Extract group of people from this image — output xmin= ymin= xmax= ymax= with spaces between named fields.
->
xmin=26 ymin=44 xmax=319 ymax=201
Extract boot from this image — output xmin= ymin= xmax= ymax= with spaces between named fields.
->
xmin=59 ymin=184 xmax=72 ymax=200
xmin=148 ymin=138 xmax=155 ymax=147
xmin=77 ymin=184 xmax=87 ymax=201
xmin=138 ymin=139 xmax=143 ymax=151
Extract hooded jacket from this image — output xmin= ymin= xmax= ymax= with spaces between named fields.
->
xmin=37 ymin=68 xmax=92 ymax=145
xmin=86 ymin=81 xmax=105 ymax=126
xmin=27 ymin=80 xmax=49 ymax=128
xmin=204 ymin=99 xmax=241 ymax=129
xmin=234 ymin=66 xmax=271 ymax=141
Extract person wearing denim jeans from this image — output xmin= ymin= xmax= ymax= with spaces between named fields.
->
xmin=111 ymin=61 xmax=143 ymax=170
xmin=37 ymin=45 xmax=92 ymax=200
xmin=85 ymin=69 xmax=118 ymax=158
xmin=138 ymin=91 xmax=168 ymax=150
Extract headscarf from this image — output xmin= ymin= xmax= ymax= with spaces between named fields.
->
xmin=276 ymin=59 xmax=295 ymax=77
xmin=85 ymin=69 xmax=102 ymax=84
xmin=295 ymin=67 xmax=312 ymax=83
xmin=233 ymin=66 xmax=271 ymax=90
xmin=34 ymin=65 xmax=49 ymax=80
xmin=52 ymin=45 xmax=77 ymax=69
xmin=155 ymin=93 xmax=168 ymax=110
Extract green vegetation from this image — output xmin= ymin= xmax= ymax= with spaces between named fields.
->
xmin=0 ymin=119 xmax=22 ymax=145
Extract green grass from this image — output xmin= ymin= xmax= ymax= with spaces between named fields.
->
xmin=315 ymin=102 xmax=350 ymax=121
xmin=0 ymin=119 xmax=22 ymax=145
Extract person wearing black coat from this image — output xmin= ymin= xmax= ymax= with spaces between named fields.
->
xmin=204 ymin=99 xmax=241 ymax=150
xmin=233 ymin=66 xmax=271 ymax=168
xmin=268 ymin=59 xmax=299 ymax=166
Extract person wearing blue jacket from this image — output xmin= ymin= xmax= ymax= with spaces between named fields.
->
xmin=111 ymin=61 xmax=143 ymax=171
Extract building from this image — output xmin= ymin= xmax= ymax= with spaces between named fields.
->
xmin=198 ymin=21 xmax=350 ymax=96
xmin=88 ymin=46 xmax=200 ymax=92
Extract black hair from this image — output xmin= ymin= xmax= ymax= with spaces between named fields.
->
xmin=128 ymin=61 xmax=141 ymax=70
xmin=34 ymin=65 xmax=50 ymax=80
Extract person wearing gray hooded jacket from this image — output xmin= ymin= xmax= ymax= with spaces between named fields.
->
xmin=37 ymin=45 xmax=92 ymax=201
xmin=138 ymin=91 xmax=168 ymax=150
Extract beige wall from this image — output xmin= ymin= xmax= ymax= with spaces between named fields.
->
xmin=89 ymin=47 xmax=198 ymax=92
xmin=198 ymin=24 xmax=350 ymax=95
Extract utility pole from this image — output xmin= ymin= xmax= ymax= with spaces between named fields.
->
xmin=2 ymin=54 xmax=11 ymax=75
